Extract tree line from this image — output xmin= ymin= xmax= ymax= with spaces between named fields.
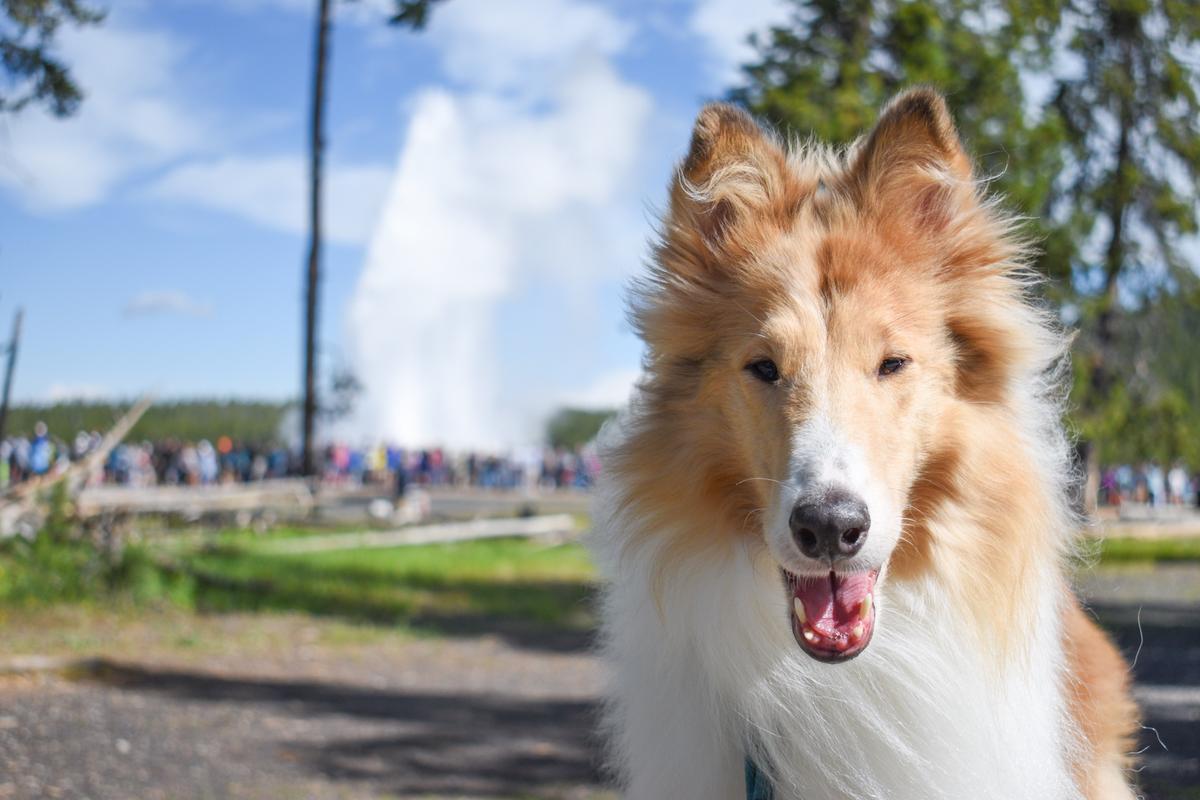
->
xmin=5 ymin=400 xmax=290 ymax=444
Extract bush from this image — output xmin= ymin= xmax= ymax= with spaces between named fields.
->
xmin=546 ymin=407 xmax=615 ymax=449
xmin=0 ymin=530 xmax=189 ymax=608
xmin=0 ymin=535 xmax=106 ymax=605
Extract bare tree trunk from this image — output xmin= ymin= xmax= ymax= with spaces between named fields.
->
xmin=1082 ymin=30 xmax=1135 ymax=513
xmin=1082 ymin=440 xmax=1100 ymax=518
xmin=1095 ymin=109 xmax=1131 ymax=382
xmin=302 ymin=0 xmax=332 ymax=478
xmin=0 ymin=308 xmax=23 ymax=443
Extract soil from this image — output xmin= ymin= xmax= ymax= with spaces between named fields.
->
xmin=0 ymin=563 xmax=1195 ymax=799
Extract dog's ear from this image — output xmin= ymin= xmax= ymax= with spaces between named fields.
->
xmin=850 ymin=88 xmax=975 ymax=234
xmin=663 ymin=104 xmax=797 ymax=271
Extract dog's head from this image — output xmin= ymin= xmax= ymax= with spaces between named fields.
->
xmin=633 ymin=89 xmax=1050 ymax=662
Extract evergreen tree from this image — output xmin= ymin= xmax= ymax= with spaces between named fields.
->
xmin=1045 ymin=0 xmax=1200 ymax=450
xmin=0 ymin=0 xmax=103 ymax=117
xmin=733 ymin=0 xmax=1200 ymax=476
xmin=546 ymin=408 xmax=616 ymax=450
xmin=731 ymin=0 xmax=1071 ymax=283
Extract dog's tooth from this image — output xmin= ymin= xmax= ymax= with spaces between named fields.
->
xmin=802 ymin=627 xmax=817 ymax=643
xmin=859 ymin=594 xmax=873 ymax=620
xmin=793 ymin=597 xmax=806 ymax=623
xmin=851 ymin=622 xmax=864 ymax=640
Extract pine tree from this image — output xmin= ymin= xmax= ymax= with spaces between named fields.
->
xmin=1046 ymin=0 xmax=1200 ymax=446
xmin=731 ymin=0 xmax=1071 ymax=283
xmin=733 ymin=0 xmax=1200 ymax=478
xmin=0 ymin=0 xmax=103 ymax=117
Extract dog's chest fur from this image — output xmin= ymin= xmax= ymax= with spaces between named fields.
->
xmin=598 ymin=538 xmax=1084 ymax=800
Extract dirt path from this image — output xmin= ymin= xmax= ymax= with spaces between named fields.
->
xmin=0 ymin=563 xmax=1196 ymax=800
xmin=0 ymin=627 xmax=607 ymax=800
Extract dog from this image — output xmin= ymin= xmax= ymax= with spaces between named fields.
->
xmin=590 ymin=88 xmax=1139 ymax=800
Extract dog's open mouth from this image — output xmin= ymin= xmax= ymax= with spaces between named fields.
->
xmin=783 ymin=569 xmax=878 ymax=662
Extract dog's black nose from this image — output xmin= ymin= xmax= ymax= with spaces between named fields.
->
xmin=789 ymin=489 xmax=870 ymax=562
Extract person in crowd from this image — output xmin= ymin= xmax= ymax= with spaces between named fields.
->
xmin=1168 ymin=461 xmax=1191 ymax=505
xmin=29 ymin=421 xmax=52 ymax=476
xmin=1146 ymin=461 xmax=1166 ymax=507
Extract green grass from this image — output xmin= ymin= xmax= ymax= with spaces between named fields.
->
xmin=1097 ymin=535 xmax=1200 ymax=563
xmin=0 ymin=525 xmax=598 ymax=639
xmin=181 ymin=531 xmax=597 ymax=634
xmin=0 ymin=535 xmax=192 ymax=609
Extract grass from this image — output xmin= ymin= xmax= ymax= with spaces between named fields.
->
xmin=0 ymin=533 xmax=193 ymax=609
xmin=0 ymin=603 xmax=402 ymax=661
xmin=3 ymin=514 xmax=1196 ymax=646
xmin=1095 ymin=535 xmax=1200 ymax=563
xmin=0 ymin=525 xmax=598 ymax=641
xmin=180 ymin=530 xmax=597 ymax=634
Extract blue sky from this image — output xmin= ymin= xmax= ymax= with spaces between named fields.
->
xmin=1 ymin=0 xmax=789 ymax=445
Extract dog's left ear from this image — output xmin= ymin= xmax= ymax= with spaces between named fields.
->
xmin=850 ymin=88 xmax=975 ymax=233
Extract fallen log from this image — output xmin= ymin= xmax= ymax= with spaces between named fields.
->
xmin=75 ymin=479 xmax=314 ymax=518
xmin=255 ymin=513 xmax=580 ymax=555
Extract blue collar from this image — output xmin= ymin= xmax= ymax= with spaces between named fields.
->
xmin=745 ymin=757 xmax=774 ymax=800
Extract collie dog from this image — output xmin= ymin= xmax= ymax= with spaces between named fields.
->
xmin=590 ymin=89 xmax=1139 ymax=800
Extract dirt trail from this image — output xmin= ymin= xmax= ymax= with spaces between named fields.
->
xmin=0 ymin=629 xmax=607 ymax=800
xmin=0 ymin=563 xmax=1195 ymax=800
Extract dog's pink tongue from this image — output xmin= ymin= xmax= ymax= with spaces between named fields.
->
xmin=795 ymin=571 xmax=875 ymax=637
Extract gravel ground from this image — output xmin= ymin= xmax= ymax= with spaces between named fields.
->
xmin=0 ymin=563 xmax=1196 ymax=800
xmin=0 ymin=631 xmax=607 ymax=800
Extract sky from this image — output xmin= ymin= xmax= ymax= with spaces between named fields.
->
xmin=0 ymin=0 xmax=791 ymax=446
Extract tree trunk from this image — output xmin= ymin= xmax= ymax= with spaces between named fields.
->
xmin=0 ymin=308 xmax=22 ymax=443
xmin=302 ymin=0 xmax=332 ymax=478
xmin=1094 ymin=114 xmax=1130 ymax=380
xmin=1091 ymin=34 xmax=1134 ymax=399
xmin=1081 ymin=30 xmax=1135 ymax=518
xmin=1081 ymin=440 xmax=1100 ymax=519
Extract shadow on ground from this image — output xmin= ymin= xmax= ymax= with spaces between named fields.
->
xmin=86 ymin=660 xmax=606 ymax=799
xmin=1086 ymin=598 xmax=1200 ymax=799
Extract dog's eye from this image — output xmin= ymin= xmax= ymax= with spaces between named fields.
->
xmin=746 ymin=359 xmax=780 ymax=383
xmin=878 ymin=357 xmax=907 ymax=377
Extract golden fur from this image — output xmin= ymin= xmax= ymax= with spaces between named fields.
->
xmin=605 ymin=88 xmax=1139 ymax=797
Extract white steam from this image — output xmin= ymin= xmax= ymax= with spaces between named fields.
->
xmin=346 ymin=0 xmax=651 ymax=448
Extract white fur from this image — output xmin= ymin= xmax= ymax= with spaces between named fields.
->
xmin=763 ymin=415 xmax=901 ymax=578
xmin=590 ymin=416 xmax=1083 ymax=800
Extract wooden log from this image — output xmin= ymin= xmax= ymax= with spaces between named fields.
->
xmin=255 ymin=513 xmax=580 ymax=555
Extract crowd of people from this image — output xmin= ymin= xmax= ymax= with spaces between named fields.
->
xmin=4 ymin=420 xmax=1196 ymax=508
xmin=0 ymin=421 xmax=601 ymax=493
xmin=1098 ymin=462 xmax=1198 ymax=508
xmin=320 ymin=442 xmax=599 ymax=491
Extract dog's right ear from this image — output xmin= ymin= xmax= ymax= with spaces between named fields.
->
xmin=663 ymin=104 xmax=798 ymax=272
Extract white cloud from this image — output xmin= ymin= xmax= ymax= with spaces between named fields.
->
xmin=147 ymin=156 xmax=391 ymax=245
xmin=0 ymin=22 xmax=210 ymax=211
xmin=346 ymin=0 xmax=652 ymax=448
xmin=123 ymin=290 xmax=213 ymax=318
xmin=429 ymin=0 xmax=632 ymax=90
xmin=689 ymin=0 xmax=790 ymax=87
